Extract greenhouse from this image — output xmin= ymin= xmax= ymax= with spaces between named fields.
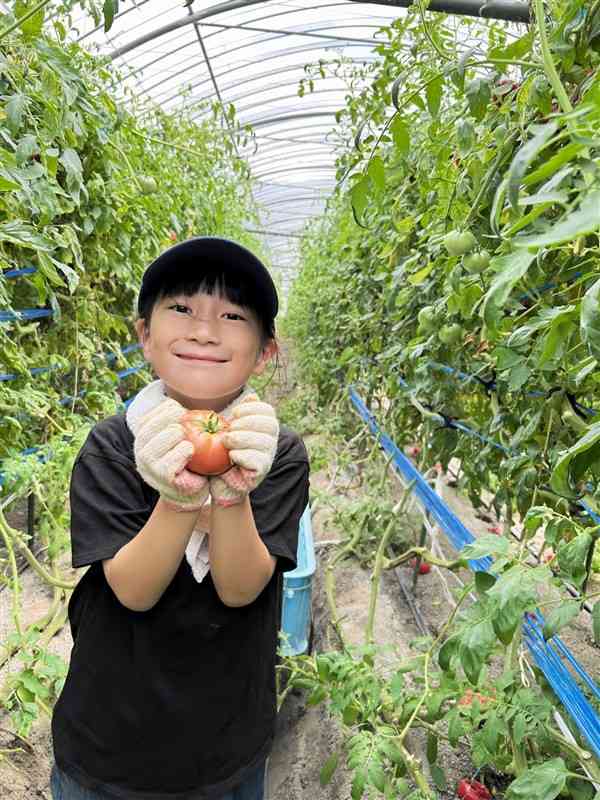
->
xmin=0 ymin=1 xmax=599 ymax=798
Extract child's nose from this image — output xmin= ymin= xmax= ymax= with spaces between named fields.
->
xmin=187 ymin=317 xmax=220 ymax=342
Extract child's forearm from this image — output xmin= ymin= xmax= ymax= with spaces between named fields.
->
xmin=103 ymin=499 xmax=199 ymax=612
xmin=208 ymin=497 xmax=276 ymax=607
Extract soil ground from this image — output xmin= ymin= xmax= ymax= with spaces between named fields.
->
xmin=1 ymin=364 xmax=599 ymax=799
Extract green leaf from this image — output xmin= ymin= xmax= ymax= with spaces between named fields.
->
xmin=407 ymin=262 xmax=433 ymax=285
xmin=512 ymin=712 xmax=528 ymax=745
xmin=350 ymin=176 xmax=370 ymax=222
xmin=505 ymin=757 xmax=568 ymax=800
xmin=465 ymin=78 xmax=491 ymax=121
xmin=542 ymin=601 xmax=581 ymax=640
xmin=351 ymin=769 xmax=366 ymax=800
xmin=592 ymin=600 xmax=600 ymax=646
xmin=456 ymin=119 xmax=475 ymax=155
xmin=550 ymin=420 xmax=600 ymax=499
xmin=580 ymin=277 xmax=600 ymax=361
xmin=515 ymin=191 xmax=600 ymax=249
xmin=368 ymin=156 xmax=385 ymax=194
xmin=556 ymin=533 xmax=593 ymax=589
xmin=15 ymin=0 xmax=45 ymax=37
xmin=319 ymin=752 xmax=339 ymax=786
xmin=447 ymin=709 xmax=465 ymax=746
xmin=368 ymin=760 xmax=386 ymax=792
xmin=391 ymin=117 xmax=409 ymax=155
xmin=426 ymin=75 xmax=443 ymax=117
xmin=0 ymin=173 xmax=20 ymax=191
xmin=507 ymin=123 xmax=558 ymax=212
xmin=103 ymin=0 xmax=119 ymax=32
xmin=475 ymin=570 xmax=497 ymax=595
xmin=426 ymin=731 xmax=438 ymax=764
xmin=438 ymin=635 xmax=459 ymax=672
xmin=461 ymin=534 xmax=510 ymax=560
xmin=59 ymin=148 xmax=84 ymax=204
xmin=6 ymin=94 xmax=26 ymax=137
xmin=459 ymin=620 xmax=495 ymax=684
xmin=481 ymin=250 xmax=537 ymax=332
xmin=0 ymin=221 xmax=56 ymax=251
xmin=430 ymin=764 xmax=447 ymax=791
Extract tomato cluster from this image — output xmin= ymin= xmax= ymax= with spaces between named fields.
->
xmin=457 ymin=778 xmax=492 ymax=800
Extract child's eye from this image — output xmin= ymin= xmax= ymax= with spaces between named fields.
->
xmin=223 ymin=312 xmax=245 ymax=321
xmin=169 ymin=304 xmax=190 ymax=314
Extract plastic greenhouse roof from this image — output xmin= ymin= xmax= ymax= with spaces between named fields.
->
xmin=67 ymin=1 xmax=405 ymax=282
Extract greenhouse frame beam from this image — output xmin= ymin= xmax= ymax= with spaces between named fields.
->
xmin=146 ymin=42 xmax=379 ymax=110
xmin=109 ymin=0 xmax=529 ymax=61
xmin=348 ymin=0 xmax=529 ymax=22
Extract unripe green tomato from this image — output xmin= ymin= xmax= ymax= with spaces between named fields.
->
xmin=493 ymin=123 xmax=508 ymax=146
xmin=443 ymin=230 xmax=477 ymax=257
xmin=417 ymin=305 xmax=436 ymax=332
xmin=438 ymin=323 xmax=462 ymax=345
xmin=462 ymin=250 xmax=490 ymax=273
xmin=138 ymin=175 xmax=158 ymax=195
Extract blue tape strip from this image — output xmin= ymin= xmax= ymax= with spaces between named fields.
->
xmin=2 ymin=266 xmax=37 ymax=279
xmin=351 ymin=387 xmax=600 ymax=759
xmin=0 ymin=308 xmax=53 ymax=322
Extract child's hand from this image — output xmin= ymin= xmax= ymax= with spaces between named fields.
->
xmin=132 ymin=398 xmax=209 ymax=512
xmin=209 ymin=394 xmax=279 ymax=507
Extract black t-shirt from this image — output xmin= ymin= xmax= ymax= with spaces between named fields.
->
xmin=51 ymin=412 xmax=310 ymax=799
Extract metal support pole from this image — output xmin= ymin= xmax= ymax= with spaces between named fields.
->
xmin=348 ymin=0 xmax=530 ymax=22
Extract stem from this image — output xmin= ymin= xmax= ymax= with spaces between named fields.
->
xmin=0 ymin=512 xmax=76 ymax=591
xmin=366 ymin=484 xmax=414 ymax=645
xmin=124 ymin=126 xmax=243 ymax=164
xmin=533 ymin=0 xmax=573 ymax=117
xmin=0 ymin=0 xmax=51 ymax=41
xmin=0 ymin=511 xmax=22 ymax=637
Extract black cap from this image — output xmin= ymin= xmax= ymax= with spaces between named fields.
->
xmin=137 ymin=236 xmax=278 ymax=320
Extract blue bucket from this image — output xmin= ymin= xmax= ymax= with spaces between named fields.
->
xmin=280 ymin=505 xmax=316 ymax=656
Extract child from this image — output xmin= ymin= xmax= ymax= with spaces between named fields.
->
xmin=49 ymin=236 xmax=310 ymax=799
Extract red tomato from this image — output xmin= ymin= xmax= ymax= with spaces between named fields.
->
xmin=181 ymin=410 xmax=232 ymax=476
xmin=168 ymin=230 xmax=177 ymax=242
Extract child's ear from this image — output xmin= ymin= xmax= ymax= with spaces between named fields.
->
xmin=135 ymin=318 xmax=151 ymax=360
xmin=252 ymin=340 xmax=277 ymax=376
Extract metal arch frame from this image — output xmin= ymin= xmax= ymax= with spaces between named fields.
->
xmin=237 ymin=105 xmax=340 ymax=127
xmin=120 ymin=19 xmax=382 ymax=95
xmin=247 ymin=110 xmax=337 ymax=129
xmin=221 ymin=72 xmax=349 ymax=110
xmin=108 ymin=0 xmax=401 ymax=60
xmin=234 ymin=87 xmax=346 ymax=118
xmin=250 ymin=145 xmax=334 ymax=169
xmin=115 ymin=1 xmax=388 ymax=93
xmin=253 ymin=164 xmax=337 ymax=179
xmin=254 ymin=181 xmax=333 ymax=193
xmin=251 ymin=152 xmax=334 ymax=174
xmin=109 ymin=0 xmax=528 ymax=62
xmin=259 ymin=196 xmax=327 ymax=207
xmin=142 ymin=42 xmax=379 ymax=110
xmin=157 ymin=55 xmax=377 ymax=117
xmin=254 ymin=180 xmax=333 ymax=192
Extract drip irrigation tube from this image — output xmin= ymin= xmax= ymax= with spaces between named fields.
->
xmin=350 ymin=387 xmax=600 ymax=761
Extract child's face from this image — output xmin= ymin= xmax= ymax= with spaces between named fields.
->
xmin=135 ymin=290 xmax=276 ymax=412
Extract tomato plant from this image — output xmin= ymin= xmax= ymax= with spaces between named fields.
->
xmin=181 ymin=410 xmax=232 ymax=476
xmin=284 ymin=0 xmax=600 ymax=797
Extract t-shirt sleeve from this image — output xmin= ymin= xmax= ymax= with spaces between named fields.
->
xmin=250 ymin=440 xmax=310 ymax=574
xmin=70 ymin=451 xmax=151 ymax=569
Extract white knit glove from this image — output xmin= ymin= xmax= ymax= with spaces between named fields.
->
xmin=210 ymin=392 xmax=279 ymax=507
xmin=132 ymin=398 xmax=209 ymax=513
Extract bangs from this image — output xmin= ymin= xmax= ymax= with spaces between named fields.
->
xmin=139 ymin=266 xmax=276 ymax=342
